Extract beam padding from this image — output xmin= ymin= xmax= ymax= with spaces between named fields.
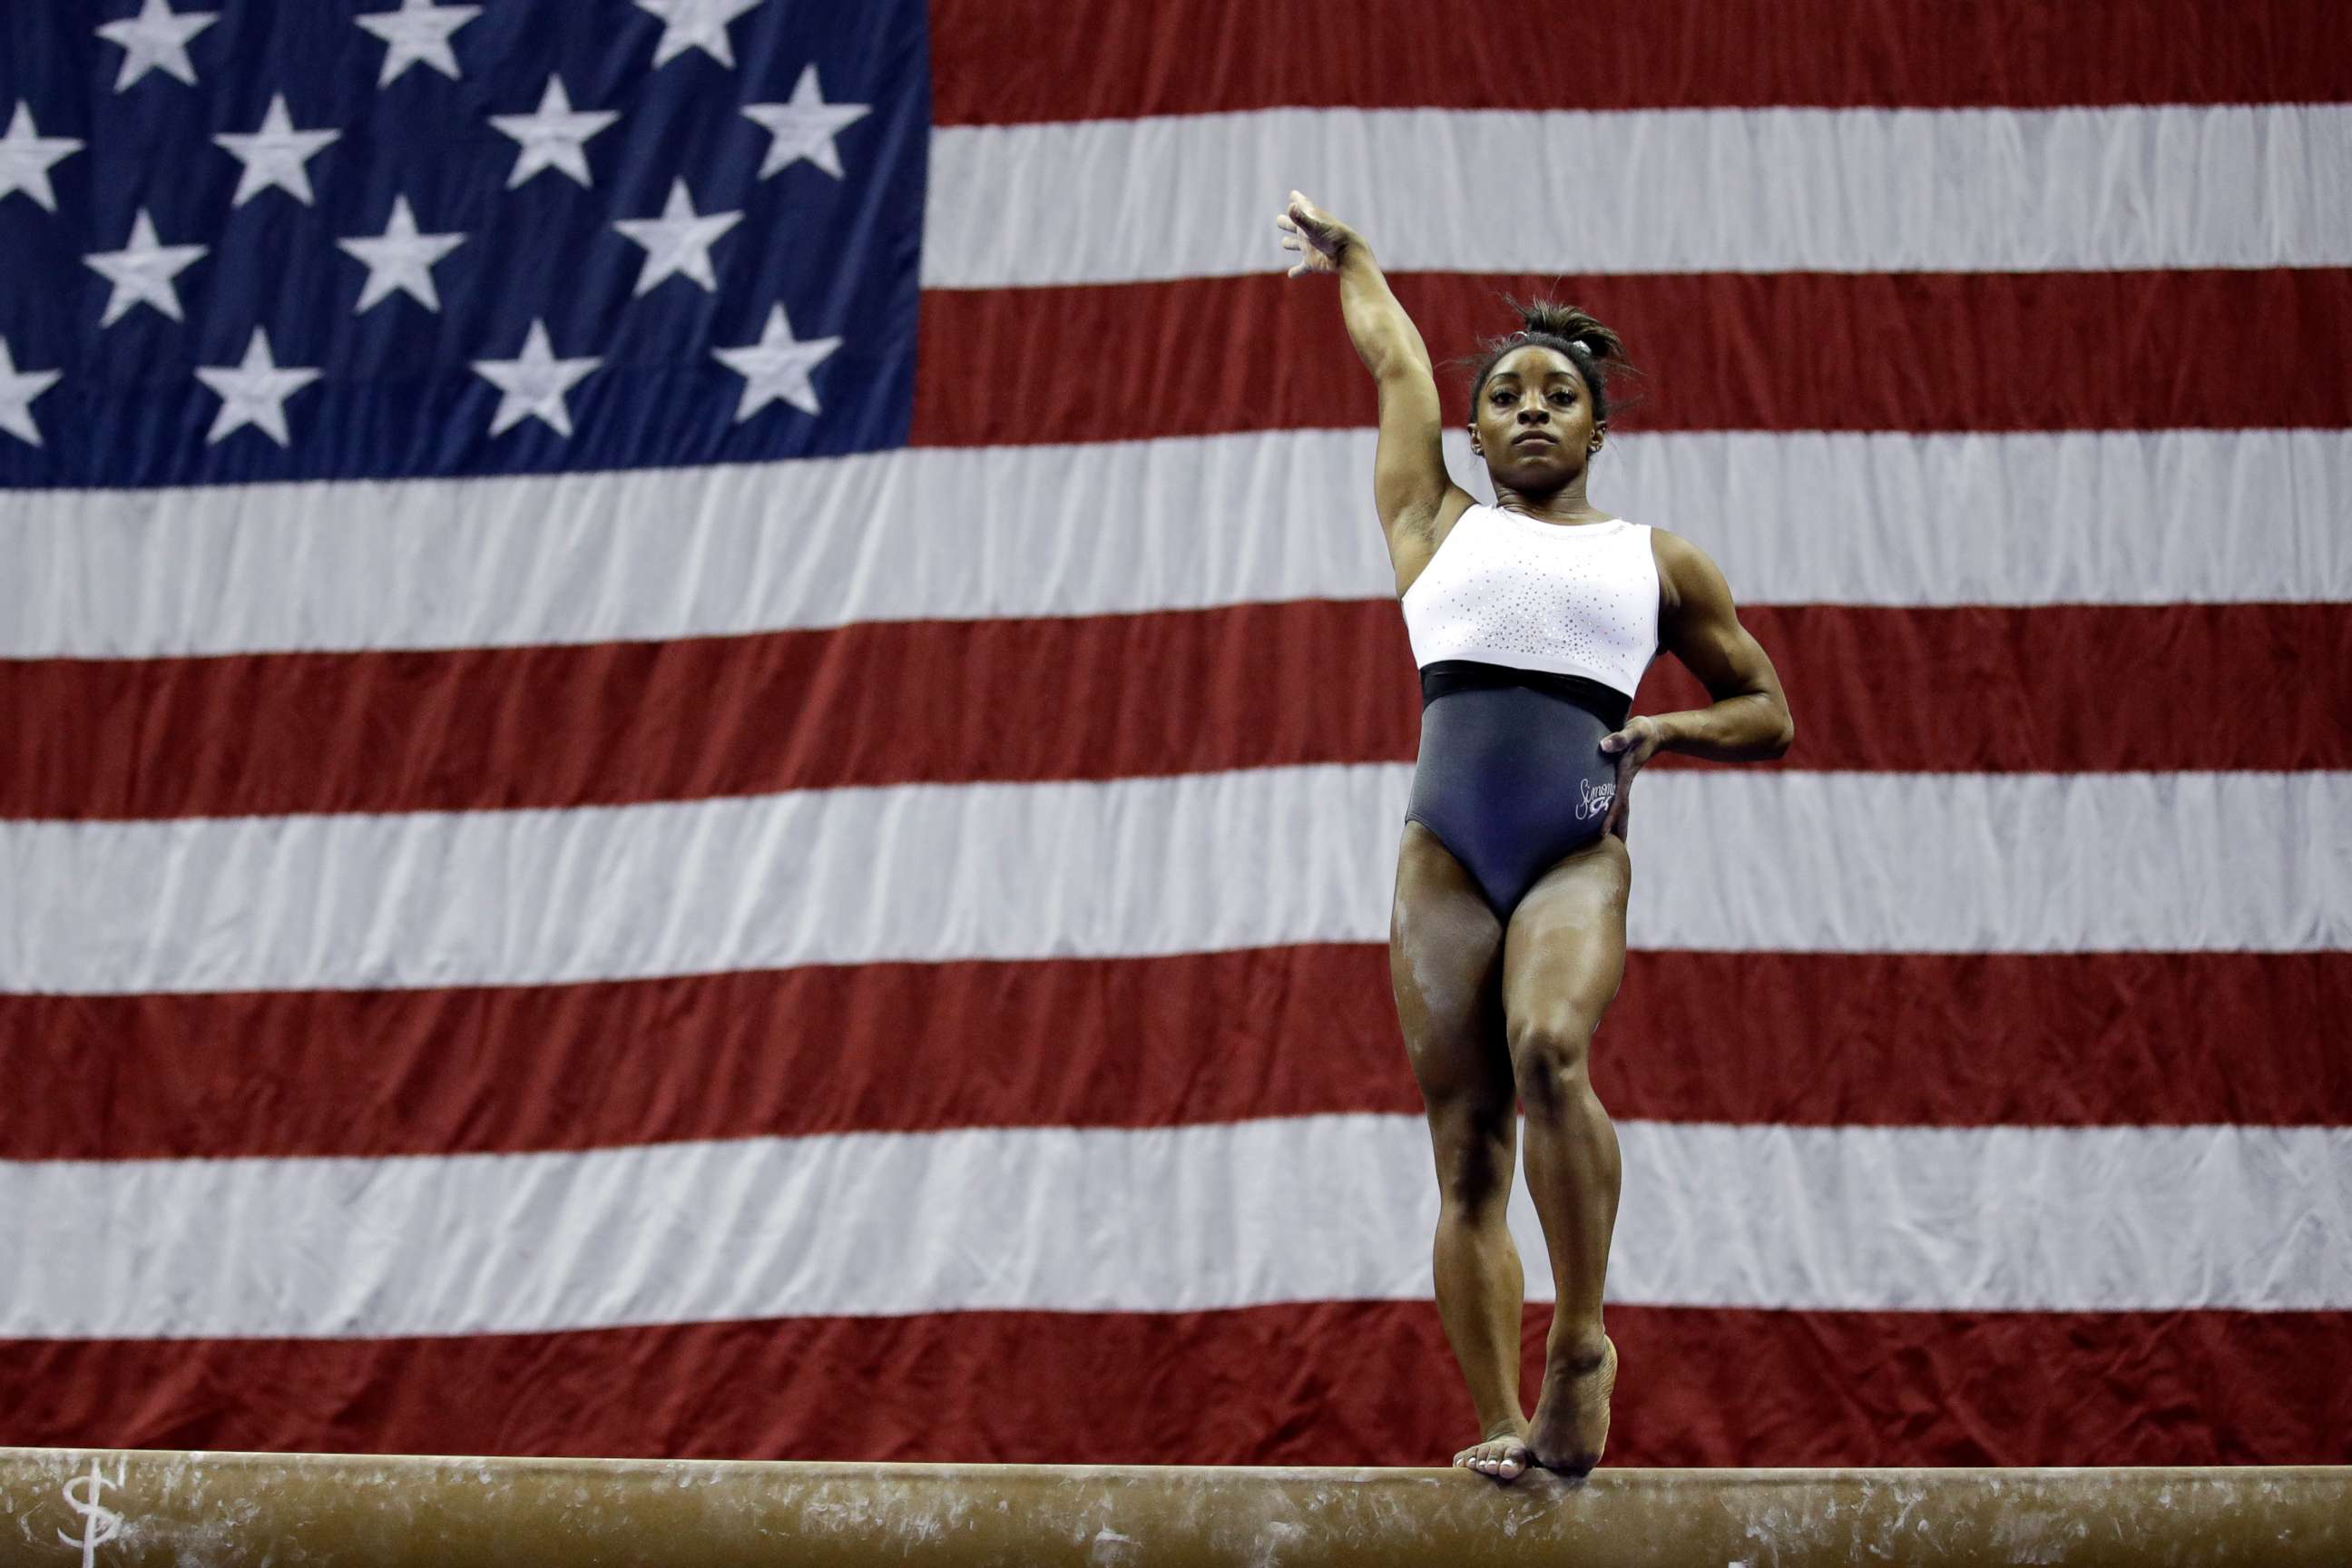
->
xmin=3 ymin=1450 xmax=2347 ymax=1566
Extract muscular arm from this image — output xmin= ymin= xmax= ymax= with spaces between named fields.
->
xmin=1645 ymin=530 xmax=1796 ymax=762
xmin=1336 ymin=245 xmax=1472 ymax=581
xmin=1279 ymin=191 xmax=1472 ymax=585
xmin=1338 ymin=240 xmax=1432 ymax=383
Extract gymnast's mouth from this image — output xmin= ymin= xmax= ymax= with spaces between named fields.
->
xmin=1514 ymin=431 xmax=1556 ymax=446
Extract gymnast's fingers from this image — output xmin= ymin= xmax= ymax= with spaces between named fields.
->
xmin=1276 ymin=215 xmax=1318 ymax=279
xmin=1606 ymin=786 xmax=1633 ymax=842
xmin=1603 ymin=738 xmax=1643 ymax=838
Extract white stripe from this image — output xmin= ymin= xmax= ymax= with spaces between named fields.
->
xmin=926 ymin=105 xmax=2352 ymax=285
xmin=5 ymin=1117 xmax=2345 ymax=1338
xmin=6 ymin=429 xmax=2344 ymax=659
xmin=6 ymin=770 xmax=2347 ymax=995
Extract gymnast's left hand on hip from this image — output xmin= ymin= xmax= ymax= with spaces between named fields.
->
xmin=1597 ymin=715 xmax=1665 ymax=841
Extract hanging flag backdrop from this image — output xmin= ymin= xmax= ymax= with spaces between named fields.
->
xmin=3 ymin=0 xmax=2347 ymax=1465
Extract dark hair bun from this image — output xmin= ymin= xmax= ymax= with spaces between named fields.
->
xmin=1516 ymin=299 xmax=1623 ymax=364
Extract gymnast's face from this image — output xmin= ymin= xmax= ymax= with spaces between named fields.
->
xmin=1470 ymin=346 xmax=1602 ymax=487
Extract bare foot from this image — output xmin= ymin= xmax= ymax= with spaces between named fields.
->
xmin=1452 ymin=1418 xmax=1534 ymax=1483
xmin=1524 ymin=1336 xmax=1616 ymax=1476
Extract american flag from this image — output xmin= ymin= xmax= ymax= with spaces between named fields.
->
xmin=4 ymin=0 xmax=2347 ymax=1465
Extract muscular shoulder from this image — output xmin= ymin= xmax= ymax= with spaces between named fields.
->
xmin=1389 ymin=488 xmax=1479 ymax=585
xmin=1423 ymin=486 xmax=1479 ymax=542
xmin=1644 ymin=525 xmax=1709 ymax=615
xmin=1644 ymin=525 xmax=1741 ymax=627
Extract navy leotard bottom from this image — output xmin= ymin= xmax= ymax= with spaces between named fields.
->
xmin=1403 ymin=661 xmax=1632 ymax=916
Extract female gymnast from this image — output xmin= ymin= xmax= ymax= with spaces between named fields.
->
xmin=1276 ymin=191 xmax=1796 ymax=1482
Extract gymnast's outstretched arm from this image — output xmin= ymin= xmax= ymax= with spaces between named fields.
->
xmin=1275 ymin=190 xmax=1475 ymax=590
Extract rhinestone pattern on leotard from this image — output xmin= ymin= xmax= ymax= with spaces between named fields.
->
xmin=1400 ymin=505 xmax=1661 ymax=697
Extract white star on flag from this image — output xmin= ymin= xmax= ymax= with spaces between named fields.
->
xmin=213 ymin=93 xmax=341 ymax=207
xmin=0 ymin=337 xmax=63 ymax=448
xmin=613 ymin=179 xmax=742 ymax=296
xmin=339 ymin=196 xmax=466 ymax=313
xmin=712 ymin=303 xmax=841 ymax=420
xmin=473 ymin=319 xmax=601 ymax=438
xmin=195 ymin=328 xmax=321 ymax=447
xmin=491 ymin=76 xmax=621 ymax=190
xmin=742 ymin=64 xmax=870 ymax=180
xmin=636 ymin=0 xmax=764 ymax=69
xmin=95 ymin=0 xmax=219 ymax=91
xmin=355 ymin=0 xmax=482 ymax=87
xmin=84 ymin=208 xmax=209 ymax=327
xmin=0 ymin=103 xmax=85 ymax=212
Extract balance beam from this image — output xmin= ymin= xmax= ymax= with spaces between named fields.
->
xmin=4 ymin=1450 xmax=2346 ymax=1566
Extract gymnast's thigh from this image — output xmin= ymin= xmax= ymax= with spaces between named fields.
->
xmin=1390 ymin=819 xmax=1512 ymax=1108
xmin=1499 ymin=832 xmax=1633 ymax=1045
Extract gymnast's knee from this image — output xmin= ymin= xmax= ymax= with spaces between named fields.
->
xmin=1426 ymin=1098 xmax=1516 ymax=1219
xmin=1507 ymin=1011 xmax=1599 ymax=1118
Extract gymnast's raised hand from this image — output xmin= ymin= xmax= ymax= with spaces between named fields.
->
xmin=1274 ymin=189 xmax=1357 ymax=277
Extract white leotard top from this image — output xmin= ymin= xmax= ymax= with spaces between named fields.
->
xmin=1400 ymin=505 xmax=1661 ymax=700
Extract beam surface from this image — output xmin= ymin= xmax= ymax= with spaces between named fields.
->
xmin=1 ymin=1450 xmax=2346 ymax=1567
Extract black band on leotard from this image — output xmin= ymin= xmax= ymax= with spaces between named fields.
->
xmin=1417 ymin=660 xmax=1632 ymax=731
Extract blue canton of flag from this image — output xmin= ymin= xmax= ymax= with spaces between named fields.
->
xmin=0 ymin=0 xmax=926 ymax=486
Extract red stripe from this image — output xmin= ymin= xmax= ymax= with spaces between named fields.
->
xmin=915 ymin=270 xmax=2352 ymax=441
xmin=0 ymin=603 xmax=1406 ymax=818
xmin=1642 ymin=603 xmax=2352 ymax=774
xmin=6 ymin=950 xmax=2345 ymax=1161
xmin=1613 ymin=952 xmax=2352 ymax=1128
xmin=7 ymin=602 xmax=2345 ymax=821
xmin=5 ymin=1304 xmax=2343 ymax=1465
xmin=933 ymin=0 xmax=2352 ymax=122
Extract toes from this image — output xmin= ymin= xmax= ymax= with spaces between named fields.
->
xmin=1454 ymin=1440 xmax=1530 ymax=1481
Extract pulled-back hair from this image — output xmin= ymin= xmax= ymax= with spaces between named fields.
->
xmin=1454 ymin=295 xmax=1641 ymax=431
